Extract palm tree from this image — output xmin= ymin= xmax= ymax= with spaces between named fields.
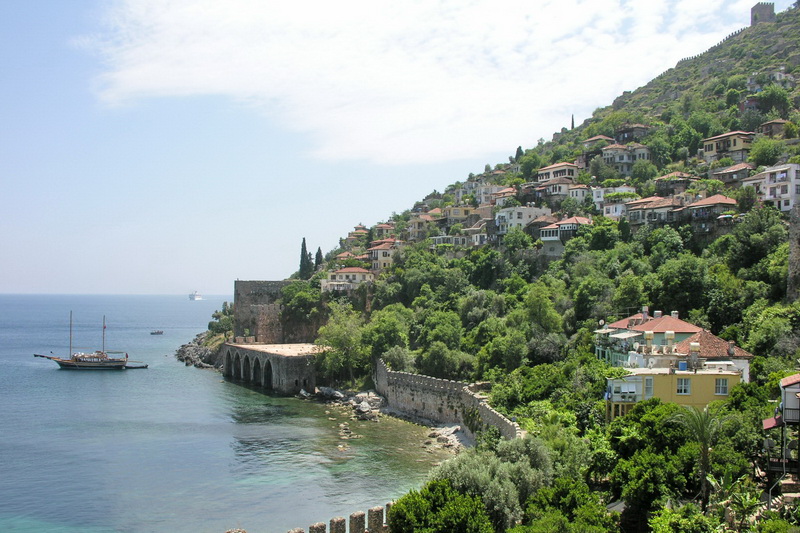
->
xmin=673 ymin=406 xmax=721 ymax=512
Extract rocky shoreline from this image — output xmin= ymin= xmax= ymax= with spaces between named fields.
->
xmin=309 ymin=386 xmax=471 ymax=453
xmin=175 ymin=332 xmax=220 ymax=369
xmin=174 ymin=335 xmax=471 ymax=453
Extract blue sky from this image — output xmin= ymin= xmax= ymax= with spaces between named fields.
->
xmin=1 ymin=0 xmax=794 ymax=295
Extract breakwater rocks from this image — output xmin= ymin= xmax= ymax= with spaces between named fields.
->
xmin=175 ymin=333 xmax=219 ymax=369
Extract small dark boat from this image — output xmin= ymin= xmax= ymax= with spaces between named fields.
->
xmin=150 ymin=330 xmax=164 ymax=335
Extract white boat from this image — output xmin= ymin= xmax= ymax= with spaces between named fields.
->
xmin=189 ymin=291 xmax=203 ymax=301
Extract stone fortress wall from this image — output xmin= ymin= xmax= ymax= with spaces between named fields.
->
xmin=374 ymin=359 xmax=523 ymax=441
xmin=233 ymin=280 xmax=320 ymax=343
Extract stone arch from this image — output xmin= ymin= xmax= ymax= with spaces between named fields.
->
xmin=252 ymin=358 xmax=262 ymax=387
xmin=263 ymin=359 xmax=273 ymax=390
xmin=223 ymin=349 xmax=233 ymax=377
xmin=242 ymin=355 xmax=252 ymax=383
xmin=233 ymin=353 xmax=242 ymax=380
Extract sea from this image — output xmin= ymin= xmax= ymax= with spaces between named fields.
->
xmin=0 ymin=294 xmax=449 ymax=533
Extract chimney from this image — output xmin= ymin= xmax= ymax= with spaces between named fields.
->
xmin=728 ymin=341 xmax=736 ymax=357
xmin=654 ymin=310 xmax=663 ymax=318
xmin=690 ymin=342 xmax=700 ymax=369
xmin=665 ymin=331 xmax=675 ymax=346
xmin=671 ymin=311 xmax=679 ymax=319
xmin=644 ymin=331 xmax=654 ymax=353
xmin=642 ymin=305 xmax=649 ymax=321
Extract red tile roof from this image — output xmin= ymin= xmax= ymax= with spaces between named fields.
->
xmin=713 ymin=162 xmax=754 ymax=175
xmin=655 ymin=171 xmax=693 ymax=181
xmin=335 ymin=267 xmax=371 ymax=274
xmin=781 ymin=374 xmax=800 ymax=388
xmin=557 ymin=216 xmax=592 ymax=226
xmin=702 ymin=131 xmax=754 ymax=142
xmin=673 ymin=330 xmax=753 ymax=359
xmin=538 ymin=162 xmax=578 ymax=171
xmin=608 ymin=313 xmax=702 ymax=334
xmin=687 ymin=194 xmax=736 ymax=208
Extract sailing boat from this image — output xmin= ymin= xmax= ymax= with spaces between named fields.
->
xmin=34 ymin=313 xmax=147 ymax=370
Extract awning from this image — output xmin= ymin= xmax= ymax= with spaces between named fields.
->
xmin=763 ymin=416 xmax=784 ymax=430
xmin=594 ymin=328 xmax=617 ymax=334
xmin=610 ymin=331 xmax=642 ymax=339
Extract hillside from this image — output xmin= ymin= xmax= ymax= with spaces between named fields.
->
xmin=248 ymin=6 xmax=800 ymax=532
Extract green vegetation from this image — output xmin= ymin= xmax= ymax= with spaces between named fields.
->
xmin=207 ymin=7 xmax=800 ymax=531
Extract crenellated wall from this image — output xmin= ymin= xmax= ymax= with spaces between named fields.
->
xmin=373 ymin=359 xmax=523 ymax=441
xmin=285 ymin=504 xmax=391 ymax=533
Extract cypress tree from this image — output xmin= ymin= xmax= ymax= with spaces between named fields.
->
xmin=299 ymin=238 xmax=313 ymax=279
xmin=315 ymin=247 xmax=323 ymax=270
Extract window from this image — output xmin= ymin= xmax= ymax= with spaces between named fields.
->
xmin=677 ymin=378 xmax=691 ymax=395
xmin=645 ymin=377 xmax=653 ymax=399
xmin=781 ymin=185 xmax=788 ymax=195
xmin=715 ymin=378 xmax=728 ymax=395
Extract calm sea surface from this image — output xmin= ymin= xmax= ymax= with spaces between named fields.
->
xmin=0 ymin=295 xmax=447 ymax=533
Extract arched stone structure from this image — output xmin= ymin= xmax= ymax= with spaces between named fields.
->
xmin=220 ymin=343 xmax=317 ymax=395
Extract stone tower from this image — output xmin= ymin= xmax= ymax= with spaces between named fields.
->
xmin=751 ymin=2 xmax=776 ymax=25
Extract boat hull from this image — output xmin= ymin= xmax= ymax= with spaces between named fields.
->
xmin=54 ymin=359 xmax=128 ymax=370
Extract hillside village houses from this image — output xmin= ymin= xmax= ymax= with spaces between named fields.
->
xmin=323 ymin=112 xmax=800 ymax=292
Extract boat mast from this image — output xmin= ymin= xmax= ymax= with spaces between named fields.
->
xmin=69 ymin=311 xmax=73 ymax=357
xmin=102 ymin=315 xmax=106 ymax=353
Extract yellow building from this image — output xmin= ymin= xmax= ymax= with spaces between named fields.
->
xmin=606 ymin=365 xmax=742 ymax=421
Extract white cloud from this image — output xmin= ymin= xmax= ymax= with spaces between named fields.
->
xmin=84 ymin=0 xmax=780 ymax=165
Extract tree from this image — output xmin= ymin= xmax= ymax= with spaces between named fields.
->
xmin=314 ymin=301 xmax=368 ymax=384
xmin=388 ymin=479 xmax=493 ymax=533
xmin=672 ymin=406 xmax=721 ymax=511
xmin=631 ymin=160 xmax=658 ymax=185
xmin=757 ymin=84 xmax=792 ymax=118
xmin=748 ymin=136 xmax=785 ymax=167
xmin=299 ymin=238 xmax=314 ymax=279
xmin=314 ymin=247 xmax=323 ymax=270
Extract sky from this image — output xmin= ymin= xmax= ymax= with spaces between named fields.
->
xmin=1 ymin=0 xmax=795 ymax=295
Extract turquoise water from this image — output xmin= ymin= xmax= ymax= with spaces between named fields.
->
xmin=0 ymin=295 xmax=446 ymax=533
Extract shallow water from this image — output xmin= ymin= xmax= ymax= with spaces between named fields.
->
xmin=0 ymin=295 xmax=448 ymax=533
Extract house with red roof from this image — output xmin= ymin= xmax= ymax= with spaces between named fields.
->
xmin=582 ymin=135 xmax=614 ymax=150
xmin=320 ymin=267 xmax=375 ymax=292
xmin=407 ymin=213 xmax=436 ymax=241
xmin=367 ymin=239 xmax=402 ymax=272
xmin=536 ymin=162 xmax=578 ymax=184
xmin=598 ymin=309 xmax=751 ymax=419
xmin=539 ymin=216 xmax=592 ymax=256
xmin=601 ymin=143 xmax=652 ymax=177
xmin=624 ymin=196 xmax=683 ymax=226
xmin=702 ymin=131 xmax=754 ymax=163
xmin=654 ymin=172 xmax=698 ymax=197
xmin=711 ymin=162 xmax=754 ymax=188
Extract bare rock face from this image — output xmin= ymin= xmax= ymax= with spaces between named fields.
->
xmin=790 ymin=203 xmax=800 ymax=303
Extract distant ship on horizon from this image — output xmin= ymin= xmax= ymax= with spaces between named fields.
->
xmin=189 ymin=291 xmax=203 ymax=301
